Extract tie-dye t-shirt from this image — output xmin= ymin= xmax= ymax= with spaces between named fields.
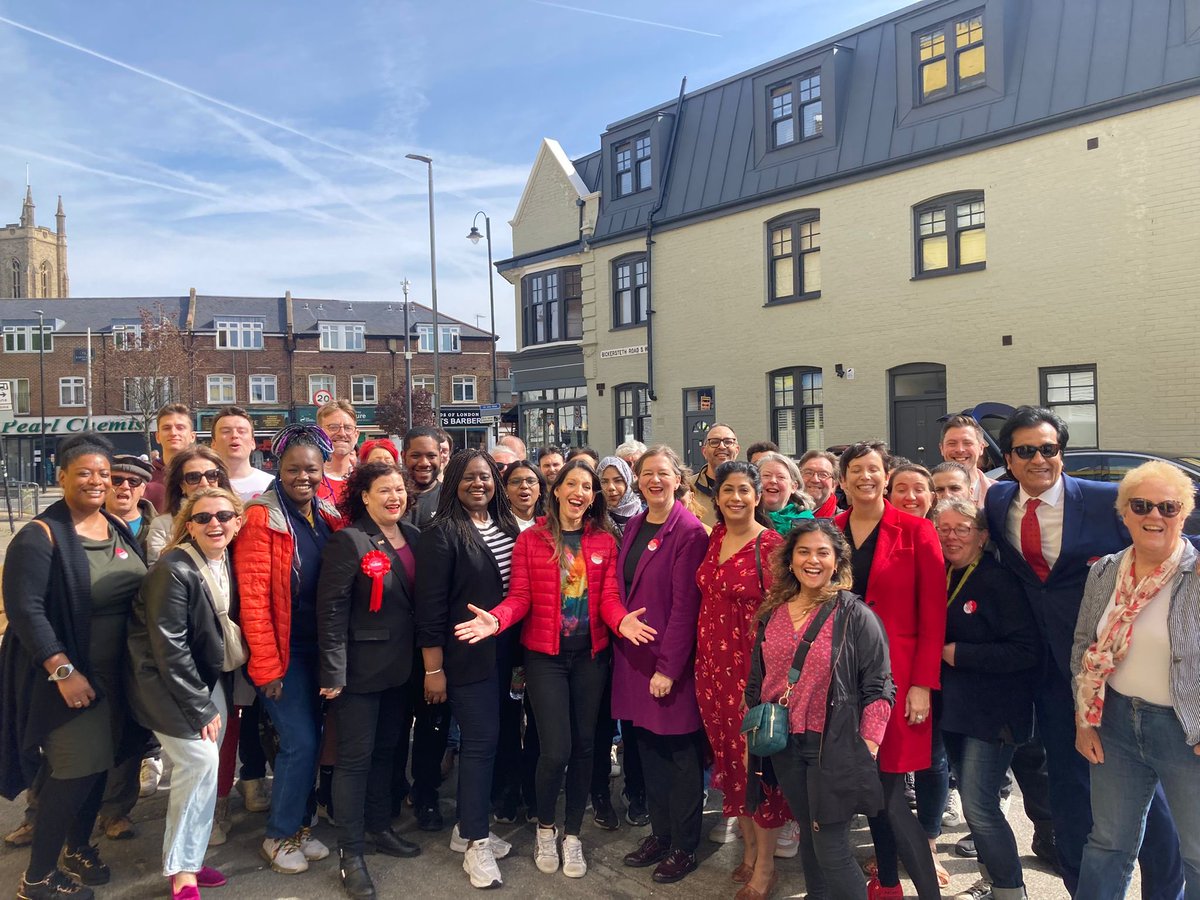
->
xmin=560 ymin=529 xmax=589 ymax=639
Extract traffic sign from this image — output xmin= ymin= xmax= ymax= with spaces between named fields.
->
xmin=0 ymin=381 xmax=11 ymax=412
xmin=312 ymin=389 xmax=333 ymax=405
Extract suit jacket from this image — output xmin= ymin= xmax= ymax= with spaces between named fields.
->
xmin=984 ymin=474 xmax=1130 ymax=682
xmin=834 ymin=502 xmax=946 ymax=773
xmin=316 ymin=516 xmax=420 ymax=693
xmin=610 ymin=501 xmax=710 ymax=735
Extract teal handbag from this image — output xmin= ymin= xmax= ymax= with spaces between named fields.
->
xmin=741 ymin=602 xmax=834 ymax=757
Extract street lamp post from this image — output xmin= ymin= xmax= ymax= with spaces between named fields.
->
xmin=466 ymin=213 xmax=500 ymax=434
xmin=405 ymin=154 xmax=440 ymax=419
xmin=33 ymin=308 xmax=46 ymax=485
xmin=401 ymin=278 xmax=413 ymax=428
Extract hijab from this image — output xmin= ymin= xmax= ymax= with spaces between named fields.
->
xmin=599 ymin=456 xmax=643 ymax=520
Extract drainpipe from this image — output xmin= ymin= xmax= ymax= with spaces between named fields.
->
xmin=644 ymin=76 xmax=686 ymax=402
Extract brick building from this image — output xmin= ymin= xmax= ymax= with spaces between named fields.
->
xmin=499 ymin=0 xmax=1200 ymax=470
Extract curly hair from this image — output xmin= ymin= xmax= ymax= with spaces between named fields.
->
xmin=271 ymin=423 xmax=333 ymax=462
xmin=339 ymin=461 xmax=414 ymax=524
xmin=757 ymin=519 xmax=853 ymax=622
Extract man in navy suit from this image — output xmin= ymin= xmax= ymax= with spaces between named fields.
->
xmin=985 ymin=406 xmax=1183 ymax=899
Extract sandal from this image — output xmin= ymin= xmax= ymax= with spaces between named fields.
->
xmin=862 ymin=855 xmax=878 ymax=877
xmin=933 ymin=857 xmax=950 ymax=887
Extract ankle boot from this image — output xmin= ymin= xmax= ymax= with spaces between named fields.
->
xmin=338 ymin=850 xmax=376 ymax=900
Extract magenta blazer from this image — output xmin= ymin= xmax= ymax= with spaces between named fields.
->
xmin=610 ymin=501 xmax=710 ymax=735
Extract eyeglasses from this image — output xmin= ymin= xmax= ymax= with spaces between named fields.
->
xmin=110 ymin=475 xmax=144 ymax=488
xmin=508 ymin=477 xmax=539 ymax=488
xmin=1010 ymin=443 xmax=1061 ymax=460
xmin=936 ymin=524 xmax=978 ymax=539
xmin=189 ymin=510 xmax=238 ymax=524
xmin=705 ymin=438 xmax=738 ymax=449
xmin=324 ymin=424 xmax=356 ymax=434
xmin=183 ymin=469 xmax=222 ymax=486
xmin=800 ymin=469 xmax=833 ymax=482
xmin=1127 ymin=498 xmax=1183 ymax=518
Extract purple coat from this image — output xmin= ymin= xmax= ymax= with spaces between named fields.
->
xmin=611 ymin=501 xmax=710 ymax=735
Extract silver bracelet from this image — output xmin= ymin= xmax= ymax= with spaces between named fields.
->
xmin=424 ymin=668 xmax=443 ymax=676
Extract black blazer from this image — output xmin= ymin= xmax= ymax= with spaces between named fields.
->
xmin=415 ymin=518 xmax=508 ymax=687
xmin=317 ymin=516 xmax=420 ymax=694
xmin=126 ymin=545 xmax=234 ymax=739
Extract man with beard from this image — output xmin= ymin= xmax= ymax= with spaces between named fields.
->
xmin=404 ymin=426 xmax=443 ymax=529
xmin=144 ymin=404 xmax=194 ymax=510
xmin=316 ymin=399 xmax=359 ymax=508
xmin=689 ymin=424 xmax=739 ymax=526
xmin=940 ymin=414 xmax=994 ymax=505
xmin=798 ymin=449 xmax=841 ymax=518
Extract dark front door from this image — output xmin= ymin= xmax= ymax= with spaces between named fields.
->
xmin=890 ymin=364 xmax=946 ymax=466
xmin=683 ymin=387 xmax=715 ymax=471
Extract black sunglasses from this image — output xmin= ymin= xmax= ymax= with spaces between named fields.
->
xmin=183 ymin=469 xmax=222 ymax=486
xmin=1010 ymin=443 xmax=1062 ymax=460
xmin=110 ymin=475 xmax=144 ymax=488
xmin=189 ymin=510 xmax=238 ymax=525
xmin=1127 ymin=498 xmax=1183 ymax=518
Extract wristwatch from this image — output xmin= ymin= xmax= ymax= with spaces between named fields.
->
xmin=47 ymin=663 xmax=75 ymax=682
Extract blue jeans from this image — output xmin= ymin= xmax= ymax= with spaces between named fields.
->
xmin=1077 ymin=688 xmax=1200 ymax=900
xmin=914 ymin=721 xmax=949 ymax=839
xmin=449 ymin=673 xmax=499 ymax=842
xmin=944 ymin=731 xmax=1022 ymax=890
xmin=258 ymin=652 xmax=322 ymax=839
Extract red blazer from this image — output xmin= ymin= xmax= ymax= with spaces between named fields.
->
xmin=492 ymin=520 xmax=626 ymax=657
xmin=835 ymin=501 xmax=946 ymax=772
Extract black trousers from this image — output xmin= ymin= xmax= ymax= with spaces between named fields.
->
xmin=521 ymin=695 xmax=540 ymax=813
xmin=866 ymin=770 xmax=941 ymax=899
xmin=238 ymin=695 xmax=268 ymax=780
xmin=620 ymin=720 xmax=646 ymax=800
xmin=773 ymin=732 xmax=867 ymax=900
xmin=333 ymin=686 xmax=411 ymax=855
xmin=28 ymin=771 xmax=106 ymax=880
xmin=590 ymin=668 xmax=616 ymax=797
xmin=449 ymin=674 xmax=500 ymax=842
xmin=636 ymin=727 xmax=704 ymax=853
xmin=399 ymin=671 xmax=450 ymax=812
xmin=491 ymin=633 xmax=524 ymax=813
xmin=524 ymin=646 xmax=609 ymax=834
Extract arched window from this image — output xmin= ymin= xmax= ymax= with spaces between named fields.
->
xmin=39 ymin=262 xmax=50 ymax=298
xmin=10 ymin=259 xmax=21 ymax=299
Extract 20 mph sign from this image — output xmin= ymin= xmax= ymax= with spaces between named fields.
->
xmin=312 ymin=390 xmax=333 ymax=405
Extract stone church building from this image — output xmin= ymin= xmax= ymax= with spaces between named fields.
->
xmin=0 ymin=186 xmax=70 ymax=299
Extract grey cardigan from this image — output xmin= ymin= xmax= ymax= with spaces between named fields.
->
xmin=1071 ymin=540 xmax=1200 ymax=745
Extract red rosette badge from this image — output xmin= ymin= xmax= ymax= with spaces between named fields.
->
xmin=360 ymin=549 xmax=392 ymax=612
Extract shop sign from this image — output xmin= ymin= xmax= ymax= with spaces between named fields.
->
xmin=0 ymin=415 xmax=145 ymax=435
xmin=440 ymin=406 xmax=485 ymax=427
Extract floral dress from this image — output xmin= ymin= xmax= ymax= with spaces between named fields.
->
xmin=695 ymin=523 xmax=791 ymax=826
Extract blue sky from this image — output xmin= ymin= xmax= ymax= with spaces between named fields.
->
xmin=0 ymin=0 xmax=900 ymax=348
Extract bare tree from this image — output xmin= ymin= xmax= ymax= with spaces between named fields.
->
xmin=106 ymin=304 xmax=192 ymax=453
xmin=375 ymin=386 xmax=436 ymax=437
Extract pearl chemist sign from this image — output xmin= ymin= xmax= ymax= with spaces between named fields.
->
xmin=0 ymin=415 xmax=145 ymax=435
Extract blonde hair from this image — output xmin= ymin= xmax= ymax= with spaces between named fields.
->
xmin=317 ymin=399 xmax=357 ymax=426
xmin=1116 ymin=461 xmax=1196 ymax=519
xmin=165 ymin=487 xmax=244 ymax=553
xmin=633 ymin=445 xmax=692 ymax=500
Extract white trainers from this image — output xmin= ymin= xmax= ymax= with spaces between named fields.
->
xmin=237 ymin=777 xmax=272 ymax=813
xmin=463 ymin=837 xmax=503 ymax=889
xmin=450 ymin=823 xmax=511 ymax=859
xmin=261 ymin=835 xmax=309 ymax=874
xmin=138 ymin=757 xmax=163 ymax=798
xmin=708 ymin=815 xmax=740 ymax=844
xmin=534 ymin=825 xmax=560 ymax=873
xmin=774 ymin=820 xmax=800 ymax=858
xmin=562 ymin=834 xmax=586 ymax=878
xmin=298 ymin=826 xmax=330 ymax=861
xmin=955 ymin=878 xmax=994 ymax=900
xmin=943 ymin=788 xmax=965 ymax=827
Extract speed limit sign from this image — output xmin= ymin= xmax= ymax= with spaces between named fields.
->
xmin=312 ymin=389 xmax=333 ymax=405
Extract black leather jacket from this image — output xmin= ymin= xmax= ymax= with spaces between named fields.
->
xmin=745 ymin=591 xmax=896 ymax=824
xmin=126 ymin=545 xmax=233 ymax=739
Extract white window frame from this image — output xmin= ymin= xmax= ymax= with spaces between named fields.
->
xmin=318 ymin=322 xmax=366 ymax=352
xmin=412 ymin=375 xmax=434 ymax=393
xmin=308 ymin=374 xmax=336 ymax=399
xmin=416 ymin=324 xmax=461 ymax=353
xmin=3 ymin=324 xmax=53 ymax=353
xmin=123 ymin=377 xmax=175 ymax=413
xmin=59 ymin=377 xmax=86 ymax=408
xmin=350 ymin=375 xmax=378 ymax=404
xmin=112 ymin=323 xmax=144 ymax=350
xmin=1 ymin=378 xmax=30 ymax=414
xmin=206 ymin=374 xmax=236 ymax=405
xmin=452 ymin=375 xmax=477 ymax=404
xmin=248 ymin=374 xmax=278 ymax=405
xmin=215 ymin=318 xmax=264 ymax=350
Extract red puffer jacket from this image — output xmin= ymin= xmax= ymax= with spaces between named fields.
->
xmin=492 ymin=521 xmax=627 ymax=657
xmin=233 ymin=492 xmax=342 ymax=686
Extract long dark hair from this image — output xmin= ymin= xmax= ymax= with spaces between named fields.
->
xmin=340 ymin=461 xmax=413 ymax=524
xmin=543 ymin=460 xmax=616 ymax=562
xmin=713 ymin=460 xmax=771 ymax=528
xmin=431 ymin=449 xmax=519 ymax=542
xmin=757 ymin=519 xmax=853 ymax=622
xmin=165 ymin=445 xmax=231 ymax=515
xmin=504 ymin=459 xmax=546 ymax=519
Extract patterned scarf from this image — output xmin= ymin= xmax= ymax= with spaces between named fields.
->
xmin=1075 ymin=539 xmax=1184 ymax=728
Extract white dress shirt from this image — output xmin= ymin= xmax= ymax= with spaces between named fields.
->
xmin=1006 ymin=476 xmax=1066 ymax=571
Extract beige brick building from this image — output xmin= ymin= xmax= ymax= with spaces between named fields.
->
xmin=499 ymin=0 xmax=1200 ymax=470
xmin=0 ymin=187 xmax=69 ymax=300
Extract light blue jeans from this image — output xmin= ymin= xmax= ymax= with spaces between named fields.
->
xmin=1077 ymin=687 xmax=1200 ymax=900
xmin=154 ymin=682 xmax=228 ymax=876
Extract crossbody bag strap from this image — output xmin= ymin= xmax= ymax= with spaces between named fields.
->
xmin=754 ymin=531 xmax=765 ymax=593
xmin=780 ymin=602 xmax=836 ymax=706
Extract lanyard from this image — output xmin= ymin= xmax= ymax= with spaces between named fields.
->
xmin=946 ymin=560 xmax=979 ymax=608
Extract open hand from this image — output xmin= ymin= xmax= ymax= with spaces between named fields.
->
xmin=454 ymin=604 xmax=500 ymax=644
xmin=619 ymin=607 xmax=658 ymax=645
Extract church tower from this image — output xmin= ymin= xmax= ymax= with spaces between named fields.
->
xmin=0 ymin=185 xmax=70 ymax=299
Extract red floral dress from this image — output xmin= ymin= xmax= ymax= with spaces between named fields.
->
xmin=695 ymin=524 xmax=791 ymax=826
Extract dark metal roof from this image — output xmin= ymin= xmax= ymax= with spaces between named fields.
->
xmin=571 ymin=151 xmax=603 ymax=193
xmin=583 ymin=0 xmax=1200 ymax=243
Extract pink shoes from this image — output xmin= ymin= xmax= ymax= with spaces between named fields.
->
xmin=170 ymin=867 xmax=225 ymax=899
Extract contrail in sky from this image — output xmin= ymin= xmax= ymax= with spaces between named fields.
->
xmin=0 ymin=144 xmax=225 ymax=201
xmin=529 ymin=1 xmax=722 ymax=37
xmin=0 ymin=14 xmax=413 ymax=178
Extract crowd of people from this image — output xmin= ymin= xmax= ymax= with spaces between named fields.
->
xmin=1 ymin=399 xmax=1198 ymax=900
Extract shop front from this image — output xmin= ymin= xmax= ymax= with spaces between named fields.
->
xmin=0 ymin=414 xmax=150 ymax=484
xmin=510 ymin=345 xmax=588 ymax=452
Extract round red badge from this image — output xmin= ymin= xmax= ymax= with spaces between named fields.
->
xmin=647 ymin=539 xmax=659 ymax=552
xmin=590 ymin=553 xmax=603 ymax=565
xmin=963 ymin=600 xmax=977 ymax=614
xmin=114 ymin=547 xmax=129 ymax=560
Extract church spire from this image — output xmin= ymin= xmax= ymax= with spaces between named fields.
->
xmin=20 ymin=185 xmax=34 ymax=228
xmin=56 ymin=195 xmax=65 ymax=236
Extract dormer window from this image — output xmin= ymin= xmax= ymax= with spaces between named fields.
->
xmin=918 ymin=12 xmax=985 ymax=103
xmin=319 ymin=321 xmax=365 ymax=351
xmin=615 ymin=134 xmax=651 ymax=197
xmin=215 ymin=317 xmax=264 ymax=350
xmin=769 ymin=71 xmax=822 ymax=148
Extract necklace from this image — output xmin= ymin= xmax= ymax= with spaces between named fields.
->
xmin=946 ymin=559 xmax=979 ymax=608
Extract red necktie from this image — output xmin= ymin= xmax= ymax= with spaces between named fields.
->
xmin=1021 ymin=498 xmax=1051 ymax=582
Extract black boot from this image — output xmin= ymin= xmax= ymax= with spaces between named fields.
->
xmin=338 ymin=851 xmax=376 ymax=900
xmin=365 ymin=827 xmax=421 ymax=858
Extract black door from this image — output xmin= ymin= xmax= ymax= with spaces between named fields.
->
xmin=890 ymin=364 xmax=946 ymax=466
xmin=682 ymin=387 xmax=715 ymax=471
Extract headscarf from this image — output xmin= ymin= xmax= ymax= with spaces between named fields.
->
xmin=767 ymin=502 xmax=814 ymax=536
xmin=599 ymin=455 xmax=643 ymax=520
xmin=358 ymin=438 xmax=400 ymax=464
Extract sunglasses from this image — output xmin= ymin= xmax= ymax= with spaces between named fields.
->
xmin=110 ymin=475 xmax=144 ymax=488
xmin=1010 ymin=443 xmax=1062 ymax=460
xmin=1127 ymin=498 xmax=1183 ymax=518
xmin=183 ymin=469 xmax=222 ymax=486
xmin=189 ymin=510 xmax=238 ymax=525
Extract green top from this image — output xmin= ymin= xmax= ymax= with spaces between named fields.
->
xmin=767 ymin=502 xmax=815 ymax=537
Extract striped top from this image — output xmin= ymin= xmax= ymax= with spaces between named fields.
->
xmin=474 ymin=516 xmax=514 ymax=593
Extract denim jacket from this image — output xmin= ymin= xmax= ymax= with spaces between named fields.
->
xmin=1071 ymin=540 xmax=1200 ymax=745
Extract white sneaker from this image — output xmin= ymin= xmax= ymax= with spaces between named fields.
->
xmin=774 ymin=820 xmax=800 ymax=858
xmin=955 ymin=878 xmax=994 ymax=900
xmin=298 ymin=826 xmax=330 ymax=861
xmin=237 ymin=777 xmax=272 ymax=813
xmin=943 ymin=788 xmax=965 ymax=827
xmin=138 ymin=757 xmax=163 ymax=798
xmin=450 ymin=823 xmax=511 ymax=859
xmin=534 ymin=825 xmax=559 ymax=874
xmin=609 ymin=745 xmax=621 ymax=778
xmin=708 ymin=815 xmax=740 ymax=844
xmin=463 ymin=837 xmax=503 ymax=889
xmin=261 ymin=835 xmax=308 ymax=874
xmin=562 ymin=834 xmax=586 ymax=878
